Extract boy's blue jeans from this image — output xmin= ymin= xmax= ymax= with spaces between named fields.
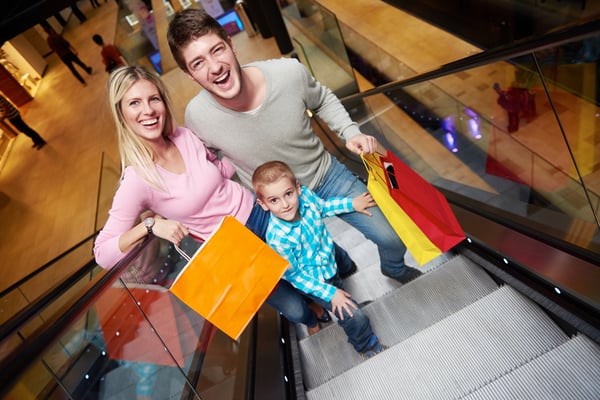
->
xmin=246 ymin=198 xmax=355 ymax=328
xmin=246 ymin=156 xmax=408 ymax=328
xmin=308 ymin=273 xmax=375 ymax=353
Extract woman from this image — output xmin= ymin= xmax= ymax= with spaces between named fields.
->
xmin=94 ymin=66 xmax=328 ymax=333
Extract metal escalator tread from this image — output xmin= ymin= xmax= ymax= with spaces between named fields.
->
xmin=300 ymin=255 xmax=499 ymax=390
xmin=462 ymin=334 xmax=600 ymax=400
xmin=306 ymin=285 xmax=569 ymax=400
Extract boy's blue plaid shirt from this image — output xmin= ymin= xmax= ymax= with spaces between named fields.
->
xmin=265 ymin=186 xmax=353 ymax=302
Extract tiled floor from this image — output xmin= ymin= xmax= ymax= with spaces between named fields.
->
xmin=0 ymin=1 xmax=282 ymax=292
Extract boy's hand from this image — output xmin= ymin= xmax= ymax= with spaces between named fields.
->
xmin=331 ymin=289 xmax=358 ymax=320
xmin=352 ymin=192 xmax=376 ymax=216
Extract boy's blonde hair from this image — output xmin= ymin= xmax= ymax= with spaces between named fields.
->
xmin=252 ymin=161 xmax=297 ymax=198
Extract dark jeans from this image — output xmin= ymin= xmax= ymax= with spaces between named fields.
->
xmin=8 ymin=115 xmax=45 ymax=145
xmin=60 ymin=52 xmax=91 ymax=84
xmin=308 ymin=273 xmax=374 ymax=352
xmin=245 ymin=202 xmax=355 ymax=327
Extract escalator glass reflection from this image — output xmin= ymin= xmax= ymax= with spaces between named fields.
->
xmin=3 ymin=236 xmax=252 ymax=399
xmin=341 ymin=36 xmax=600 ymax=256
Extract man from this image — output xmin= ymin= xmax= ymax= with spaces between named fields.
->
xmin=0 ymin=94 xmax=46 ymax=149
xmin=43 ymin=25 xmax=93 ymax=85
xmin=166 ymin=8 xmax=421 ymax=283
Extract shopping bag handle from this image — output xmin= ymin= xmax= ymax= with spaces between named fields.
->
xmin=174 ymin=245 xmax=191 ymax=262
xmin=173 ymin=228 xmax=206 ymax=262
xmin=361 ymin=152 xmax=400 ymax=190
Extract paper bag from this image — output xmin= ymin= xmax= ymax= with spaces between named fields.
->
xmin=169 ymin=216 xmax=289 ymax=340
xmin=362 ymin=151 xmax=465 ymax=265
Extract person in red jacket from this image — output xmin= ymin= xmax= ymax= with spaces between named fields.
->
xmin=92 ymin=34 xmax=127 ymax=73
xmin=493 ymin=82 xmax=528 ymax=133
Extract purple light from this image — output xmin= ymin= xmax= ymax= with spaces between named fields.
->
xmin=464 ymin=107 xmax=482 ymax=139
xmin=444 ymin=131 xmax=458 ymax=153
xmin=468 ymin=118 xmax=482 ymax=139
xmin=442 ymin=116 xmax=455 ymax=133
xmin=464 ymin=107 xmax=477 ymax=118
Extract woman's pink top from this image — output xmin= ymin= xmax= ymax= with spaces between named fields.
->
xmin=94 ymin=127 xmax=253 ymax=268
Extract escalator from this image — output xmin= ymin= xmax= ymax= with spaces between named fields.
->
xmin=2 ymin=4 xmax=600 ymax=399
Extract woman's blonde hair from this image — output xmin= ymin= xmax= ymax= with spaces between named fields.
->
xmin=108 ymin=65 xmax=176 ymax=190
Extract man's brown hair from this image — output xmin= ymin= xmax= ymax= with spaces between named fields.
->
xmin=167 ymin=8 xmax=230 ymax=72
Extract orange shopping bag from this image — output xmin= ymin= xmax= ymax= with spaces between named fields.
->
xmin=362 ymin=151 xmax=465 ymax=265
xmin=169 ymin=216 xmax=289 ymax=340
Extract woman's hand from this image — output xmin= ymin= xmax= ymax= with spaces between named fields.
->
xmin=330 ymin=289 xmax=358 ymax=320
xmin=152 ymin=218 xmax=189 ymax=246
xmin=352 ymin=192 xmax=376 ymax=216
xmin=118 ymin=214 xmax=188 ymax=253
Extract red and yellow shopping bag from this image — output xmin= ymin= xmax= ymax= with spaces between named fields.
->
xmin=362 ymin=151 xmax=465 ymax=265
xmin=169 ymin=216 xmax=289 ymax=340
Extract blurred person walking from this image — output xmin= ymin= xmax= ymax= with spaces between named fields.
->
xmin=0 ymin=94 xmax=47 ymax=149
xmin=43 ymin=25 xmax=93 ymax=85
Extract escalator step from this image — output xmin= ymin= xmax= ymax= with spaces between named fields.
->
xmin=300 ymin=255 xmax=498 ymax=389
xmin=462 ymin=334 xmax=600 ymax=400
xmin=306 ymin=285 xmax=570 ymax=400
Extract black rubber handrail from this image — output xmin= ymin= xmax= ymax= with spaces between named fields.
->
xmin=341 ymin=17 xmax=600 ymax=104
xmin=0 ymin=231 xmax=99 ymax=299
xmin=333 ymin=17 xmax=600 ymax=265
xmin=0 ymin=258 xmax=97 ymax=344
xmin=0 ymin=236 xmax=151 ymax=397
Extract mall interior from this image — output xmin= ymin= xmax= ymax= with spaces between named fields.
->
xmin=1 ymin=0 xmax=600 ymax=399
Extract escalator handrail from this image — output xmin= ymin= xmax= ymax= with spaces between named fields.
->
xmin=341 ymin=17 xmax=600 ymax=104
xmin=0 ymin=235 xmax=153 ymax=397
xmin=0 ymin=258 xmax=97 ymax=344
xmin=331 ymin=16 xmax=600 ymax=265
xmin=0 ymin=231 xmax=99 ymax=299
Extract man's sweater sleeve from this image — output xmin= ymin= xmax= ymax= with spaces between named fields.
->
xmin=299 ymin=61 xmax=362 ymax=141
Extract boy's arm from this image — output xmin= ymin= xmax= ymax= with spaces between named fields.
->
xmin=283 ymin=264 xmax=337 ymax=302
xmin=282 ymin=250 xmax=358 ymax=319
xmin=268 ymin=229 xmax=337 ymax=302
xmin=318 ymin=191 xmax=375 ymax=217
xmin=303 ymin=187 xmax=354 ymax=218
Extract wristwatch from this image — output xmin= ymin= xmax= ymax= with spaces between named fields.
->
xmin=144 ymin=217 xmax=155 ymax=234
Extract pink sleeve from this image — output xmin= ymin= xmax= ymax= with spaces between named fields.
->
xmin=93 ymin=170 xmax=149 ymax=269
xmin=203 ymin=139 xmax=237 ymax=179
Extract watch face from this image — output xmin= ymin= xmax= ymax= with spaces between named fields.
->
xmin=144 ymin=217 xmax=155 ymax=233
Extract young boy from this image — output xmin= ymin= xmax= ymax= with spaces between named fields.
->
xmin=252 ymin=161 xmax=384 ymax=357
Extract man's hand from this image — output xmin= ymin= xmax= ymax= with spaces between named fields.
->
xmin=346 ymin=133 xmax=378 ymax=155
xmin=352 ymin=192 xmax=376 ymax=216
